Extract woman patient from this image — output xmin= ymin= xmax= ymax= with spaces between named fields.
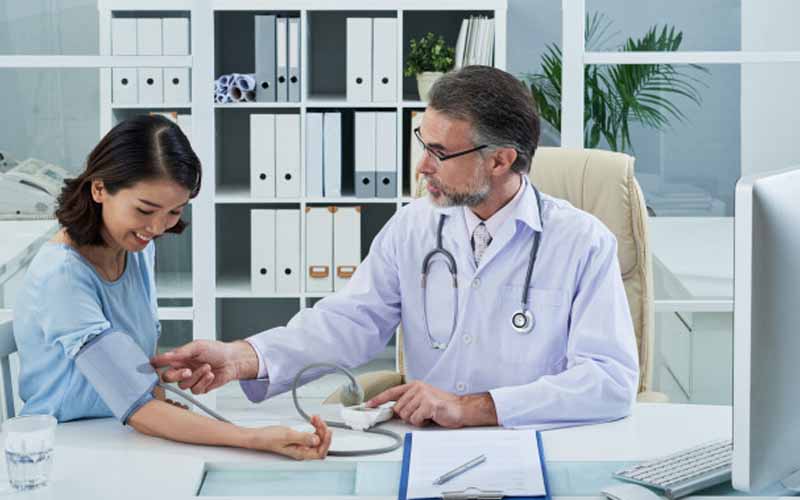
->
xmin=13 ymin=115 xmax=331 ymax=460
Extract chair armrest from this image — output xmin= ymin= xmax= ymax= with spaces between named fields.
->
xmin=322 ymin=370 xmax=405 ymax=405
xmin=636 ymin=390 xmax=670 ymax=403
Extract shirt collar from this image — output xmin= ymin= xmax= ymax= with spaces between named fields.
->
xmin=463 ymin=175 xmax=537 ymax=239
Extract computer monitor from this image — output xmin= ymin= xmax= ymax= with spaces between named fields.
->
xmin=732 ymin=166 xmax=800 ymax=492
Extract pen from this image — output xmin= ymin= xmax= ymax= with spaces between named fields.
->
xmin=433 ymin=454 xmax=487 ymax=486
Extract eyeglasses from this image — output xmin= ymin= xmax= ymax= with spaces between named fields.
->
xmin=413 ymin=127 xmax=489 ymax=169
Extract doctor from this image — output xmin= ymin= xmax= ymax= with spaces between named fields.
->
xmin=154 ymin=66 xmax=639 ymax=428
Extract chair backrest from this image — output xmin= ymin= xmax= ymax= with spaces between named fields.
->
xmin=398 ymin=147 xmax=654 ymax=394
xmin=0 ymin=320 xmax=18 ymax=420
xmin=529 ymin=147 xmax=654 ymax=393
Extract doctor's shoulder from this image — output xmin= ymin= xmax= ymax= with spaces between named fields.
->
xmin=541 ymin=194 xmax=618 ymax=251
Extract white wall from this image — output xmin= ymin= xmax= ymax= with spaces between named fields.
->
xmin=740 ymin=0 xmax=800 ymax=176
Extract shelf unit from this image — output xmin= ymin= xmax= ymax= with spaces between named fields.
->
xmin=99 ymin=0 xmax=507 ymax=409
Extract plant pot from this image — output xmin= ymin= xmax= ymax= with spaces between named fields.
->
xmin=416 ymin=71 xmax=444 ymax=102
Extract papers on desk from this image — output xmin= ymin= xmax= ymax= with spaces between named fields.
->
xmin=402 ymin=429 xmax=548 ymax=500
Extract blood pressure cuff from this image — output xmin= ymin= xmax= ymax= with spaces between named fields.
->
xmin=74 ymin=330 xmax=158 ymax=424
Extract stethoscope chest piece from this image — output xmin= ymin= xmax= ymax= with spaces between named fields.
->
xmin=511 ymin=309 xmax=535 ymax=334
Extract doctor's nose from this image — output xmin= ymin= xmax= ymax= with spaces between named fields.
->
xmin=416 ymin=154 xmax=437 ymax=177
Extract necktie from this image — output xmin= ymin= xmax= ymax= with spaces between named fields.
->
xmin=472 ymin=222 xmax=492 ymax=265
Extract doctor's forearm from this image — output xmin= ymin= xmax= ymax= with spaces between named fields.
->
xmin=128 ymin=400 xmax=252 ymax=448
xmin=459 ymin=393 xmax=498 ymax=427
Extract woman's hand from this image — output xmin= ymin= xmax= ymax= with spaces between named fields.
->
xmin=248 ymin=415 xmax=332 ymax=460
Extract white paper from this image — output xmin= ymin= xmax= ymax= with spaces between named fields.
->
xmin=407 ymin=429 xmax=544 ymax=500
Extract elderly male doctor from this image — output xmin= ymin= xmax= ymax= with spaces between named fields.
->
xmin=154 ymin=66 xmax=639 ymax=429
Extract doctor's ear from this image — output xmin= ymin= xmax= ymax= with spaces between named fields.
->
xmin=488 ymin=147 xmax=518 ymax=176
xmin=90 ymin=179 xmax=107 ymax=203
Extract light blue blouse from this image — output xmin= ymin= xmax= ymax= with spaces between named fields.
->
xmin=14 ymin=241 xmax=160 ymax=422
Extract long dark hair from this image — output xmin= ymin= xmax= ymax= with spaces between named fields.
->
xmin=56 ymin=114 xmax=202 ymax=246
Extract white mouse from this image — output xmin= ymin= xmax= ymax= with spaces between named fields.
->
xmin=602 ymin=483 xmax=664 ymax=500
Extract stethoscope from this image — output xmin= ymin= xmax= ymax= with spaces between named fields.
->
xmin=421 ymin=185 xmax=544 ymax=350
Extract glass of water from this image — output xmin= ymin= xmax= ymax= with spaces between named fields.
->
xmin=3 ymin=415 xmax=56 ymax=491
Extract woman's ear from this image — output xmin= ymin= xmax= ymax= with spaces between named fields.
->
xmin=90 ymin=179 xmax=106 ymax=204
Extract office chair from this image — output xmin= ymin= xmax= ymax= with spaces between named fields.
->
xmin=326 ymin=147 xmax=667 ymax=404
xmin=0 ymin=320 xmax=18 ymax=421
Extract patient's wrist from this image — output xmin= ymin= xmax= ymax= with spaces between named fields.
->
xmin=232 ymin=340 xmax=260 ymax=381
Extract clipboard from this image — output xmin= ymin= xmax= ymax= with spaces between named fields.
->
xmin=398 ymin=431 xmax=552 ymax=500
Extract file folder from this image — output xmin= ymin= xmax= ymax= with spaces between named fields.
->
xmin=323 ymin=112 xmax=342 ymax=198
xmin=355 ymin=112 xmax=376 ymax=198
xmin=136 ymin=18 xmax=163 ymax=55
xmin=275 ymin=114 xmax=301 ymax=198
xmin=251 ymin=209 xmax=276 ymax=295
xmin=251 ymin=114 xmax=276 ymax=198
xmin=346 ymin=18 xmax=372 ymax=102
xmin=305 ymin=206 xmax=334 ymax=292
xmin=254 ymin=15 xmax=277 ymax=102
xmin=375 ymin=112 xmax=397 ymax=198
xmin=138 ymin=68 xmax=163 ymax=104
xmin=275 ymin=209 xmax=301 ymax=293
xmin=112 ymin=68 xmax=138 ymax=105
xmin=111 ymin=18 xmax=137 ymax=55
xmin=162 ymin=18 xmax=189 ymax=55
xmin=333 ymin=206 xmax=361 ymax=291
xmin=163 ymin=67 xmax=190 ymax=104
xmin=372 ymin=18 xmax=397 ymax=103
xmin=288 ymin=17 xmax=301 ymax=102
xmin=305 ymin=113 xmax=324 ymax=197
xmin=276 ymin=17 xmax=289 ymax=103
xmin=399 ymin=431 xmax=551 ymax=500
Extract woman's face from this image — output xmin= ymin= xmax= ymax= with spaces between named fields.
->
xmin=91 ymin=177 xmax=191 ymax=252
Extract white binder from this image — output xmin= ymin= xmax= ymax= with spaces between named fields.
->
xmin=136 ymin=18 xmax=163 ymax=55
xmin=250 ymin=114 xmax=276 ymax=199
xmin=112 ymin=68 xmax=138 ymax=105
xmin=138 ymin=68 xmax=163 ymax=104
xmin=346 ymin=18 xmax=372 ymax=102
xmin=275 ymin=209 xmax=301 ymax=293
xmin=177 ymin=114 xmax=192 ymax=143
xmin=251 ymin=209 xmax=276 ymax=294
xmin=276 ymin=17 xmax=289 ymax=103
xmin=111 ymin=18 xmax=137 ymax=55
xmin=333 ymin=206 xmax=361 ymax=291
xmin=372 ymin=18 xmax=397 ymax=103
xmin=305 ymin=206 xmax=334 ymax=292
xmin=162 ymin=18 xmax=189 ymax=55
xmin=163 ymin=68 xmax=190 ymax=104
xmin=288 ymin=17 xmax=301 ymax=102
xmin=354 ymin=112 xmax=376 ymax=198
xmin=254 ymin=15 xmax=277 ymax=102
xmin=305 ymin=113 xmax=324 ymax=197
xmin=275 ymin=114 xmax=301 ymax=198
xmin=323 ymin=112 xmax=342 ymax=198
xmin=375 ymin=112 xmax=397 ymax=198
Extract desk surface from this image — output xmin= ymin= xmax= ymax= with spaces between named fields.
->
xmin=0 ymin=403 xmax=741 ymax=500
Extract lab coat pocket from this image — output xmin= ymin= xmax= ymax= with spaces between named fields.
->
xmin=494 ymin=286 xmax=569 ymax=378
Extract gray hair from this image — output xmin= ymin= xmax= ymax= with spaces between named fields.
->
xmin=427 ymin=65 xmax=540 ymax=174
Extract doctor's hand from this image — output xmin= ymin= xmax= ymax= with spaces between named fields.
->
xmin=250 ymin=416 xmax=333 ymax=460
xmin=151 ymin=340 xmax=259 ymax=394
xmin=367 ymin=381 xmax=499 ymax=428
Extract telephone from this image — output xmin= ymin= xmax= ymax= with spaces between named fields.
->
xmin=0 ymin=157 xmax=70 ymax=220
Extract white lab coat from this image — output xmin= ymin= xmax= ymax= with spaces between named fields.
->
xmin=243 ymin=182 xmax=639 ymax=427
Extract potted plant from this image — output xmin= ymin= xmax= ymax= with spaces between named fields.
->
xmin=404 ymin=32 xmax=455 ymax=101
xmin=525 ymin=13 xmax=708 ymax=151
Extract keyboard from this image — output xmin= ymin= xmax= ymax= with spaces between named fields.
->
xmin=613 ymin=439 xmax=732 ymax=499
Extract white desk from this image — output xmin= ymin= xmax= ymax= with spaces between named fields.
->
xmin=0 ymin=403 xmax=744 ymax=500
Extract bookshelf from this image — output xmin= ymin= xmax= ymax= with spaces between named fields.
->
xmin=99 ymin=0 xmax=507 ymax=408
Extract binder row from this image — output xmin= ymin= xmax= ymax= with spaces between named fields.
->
xmin=111 ymin=17 xmax=191 ymax=105
xmin=306 ymin=112 xmax=342 ymax=197
xmin=453 ymin=16 xmax=496 ymax=69
xmin=254 ymin=16 xmax=301 ymax=103
xmin=355 ymin=112 xmax=397 ymax=198
xmin=346 ymin=18 xmax=397 ymax=103
xmin=250 ymin=114 xmax=301 ymax=199
xmin=250 ymin=207 xmax=361 ymax=294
